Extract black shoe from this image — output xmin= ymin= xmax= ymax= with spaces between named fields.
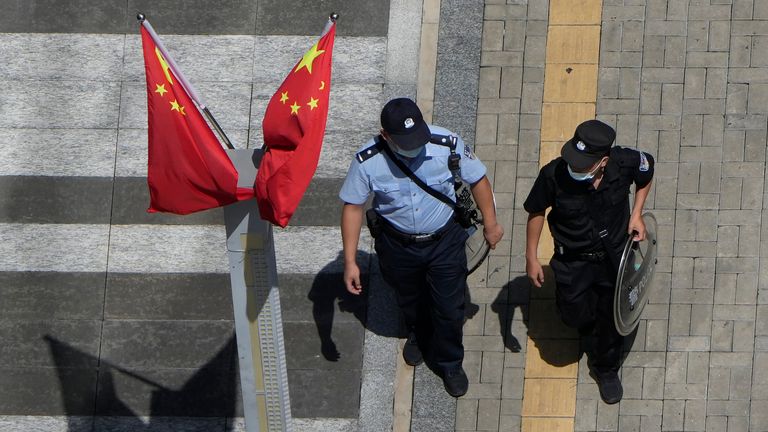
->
xmin=442 ymin=367 xmax=468 ymax=397
xmin=403 ymin=333 xmax=423 ymax=366
xmin=594 ymin=371 xmax=623 ymax=404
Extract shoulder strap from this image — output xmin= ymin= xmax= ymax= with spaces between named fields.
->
xmin=378 ymin=137 xmax=458 ymax=210
xmin=355 ymin=138 xmax=385 ymax=163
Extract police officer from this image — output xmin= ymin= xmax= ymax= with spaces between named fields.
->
xmin=523 ymin=119 xmax=654 ymax=404
xmin=340 ymin=98 xmax=503 ymax=397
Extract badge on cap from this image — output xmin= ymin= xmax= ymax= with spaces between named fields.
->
xmin=576 ymin=141 xmax=586 ymax=151
xmin=404 ymin=118 xmax=415 ymax=129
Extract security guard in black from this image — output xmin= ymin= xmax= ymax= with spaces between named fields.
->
xmin=523 ymin=119 xmax=654 ymax=404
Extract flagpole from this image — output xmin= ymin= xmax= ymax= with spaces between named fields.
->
xmin=322 ymin=12 xmax=339 ymax=36
xmin=137 ymin=13 xmax=235 ymax=150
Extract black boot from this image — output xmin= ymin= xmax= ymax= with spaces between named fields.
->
xmin=403 ymin=332 xmax=423 ymax=366
xmin=594 ymin=370 xmax=623 ymax=404
xmin=442 ymin=366 xmax=468 ymax=397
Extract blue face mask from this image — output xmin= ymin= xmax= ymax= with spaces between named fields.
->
xmin=390 ymin=142 xmax=423 ymax=158
xmin=567 ymin=160 xmax=603 ymax=182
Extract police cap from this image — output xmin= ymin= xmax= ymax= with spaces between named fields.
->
xmin=380 ymin=98 xmax=431 ymax=151
xmin=561 ymin=119 xmax=616 ymax=171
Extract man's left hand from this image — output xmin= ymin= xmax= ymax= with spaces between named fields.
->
xmin=483 ymin=222 xmax=504 ymax=249
xmin=628 ymin=215 xmax=646 ymax=241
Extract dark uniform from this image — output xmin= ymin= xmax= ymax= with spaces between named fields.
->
xmin=524 ymin=120 xmax=654 ymax=401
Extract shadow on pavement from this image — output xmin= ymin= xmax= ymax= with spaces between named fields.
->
xmin=45 ymin=334 xmax=237 ymax=430
xmin=484 ymin=267 xmax=582 ymax=368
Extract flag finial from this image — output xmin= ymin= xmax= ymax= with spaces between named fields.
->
xmin=330 ymin=12 xmax=339 ymax=22
xmin=137 ymin=13 xmax=146 ymax=22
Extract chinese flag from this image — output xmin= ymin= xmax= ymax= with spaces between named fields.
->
xmin=141 ymin=26 xmax=254 ymax=215
xmin=256 ymin=21 xmax=336 ymax=227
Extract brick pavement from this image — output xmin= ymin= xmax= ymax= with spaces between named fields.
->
xmin=448 ymin=0 xmax=768 ymax=431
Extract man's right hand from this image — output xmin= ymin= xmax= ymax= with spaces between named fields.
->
xmin=344 ymin=262 xmax=363 ymax=295
xmin=526 ymin=258 xmax=545 ymax=288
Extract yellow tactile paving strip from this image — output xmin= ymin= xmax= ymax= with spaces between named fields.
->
xmin=522 ymin=0 xmax=603 ymax=430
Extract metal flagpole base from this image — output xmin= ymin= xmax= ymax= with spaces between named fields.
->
xmin=224 ymin=149 xmax=292 ymax=432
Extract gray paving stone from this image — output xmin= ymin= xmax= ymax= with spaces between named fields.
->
xmin=476 ymin=399 xmax=500 ymax=430
xmin=730 ymin=36 xmax=752 ymax=67
xmin=0 ymin=367 xmax=98 ymax=416
xmin=730 ymin=367 xmax=754 ymax=400
xmin=706 ymin=416 xmax=728 ymax=432
xmin=95 ymin=364 xmax=237 ymax=417
xmin=745 ymin=129 xmax=768 ymax=160
xmin=619 ymin=415 xmax=641 ymax=432
xmin=411 ymin=365 xmax=456 ymax=429
xmin=685 ymin=399 xmax=707 ymax=431
xmin=596 ymin=402 xmax=619 ymax=431
xmin=455 ymin=399 xmax=478 ymax=430
xmin=662 ymin=399 xmax=685 ymax=431
xmin=707 ymin=400 xmax=750 ymax=417
xmin=643 ymin=36 xmax=666 ymax=68
xmin=358 ymin=368 xmax=394 ymax=432
xmin=504 ymin=22 xmax=528 ymax=52
xmin=688 ymin=20 xmax=710 ymax=52
xmin=0 ymin=1 xmax=129 ymax=34
xmin=712 ymin=320 xmax=735 ymax=352
xmin=575 ymin=398 xmax=597 ymax=431
xmin=288 ymin=368 xmax=362 ymax=418
xmin=256 ymin=0 xmax=389 ymax=36
xmin=0 ymin=272 xmax=106 ymax=320
xmin=665 ymin=36 xmax=687 ymax=67
xmin=106 ymin=273 xmax=232 ymax=321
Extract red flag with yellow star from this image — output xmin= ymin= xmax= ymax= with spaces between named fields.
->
xmin=256 ymin=21 xmax=336 ymax=227
xmin=141 ymin=26 xmax=254 ymax=215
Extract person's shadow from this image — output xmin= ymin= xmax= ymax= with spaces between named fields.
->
xmin=307 ymin=251 xmax=369 ymax=361
xmin=489 ymin=276 xmax=530 ymax=353
xmin=479 ymin=268 xmax=581 ymax=368
xmin=479 ymin=267 xmax=639 ymax=370
xmin=307 ymin=250 xmax=401 ymax=362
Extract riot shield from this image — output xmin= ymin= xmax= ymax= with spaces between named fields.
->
xmin=613 ymin=212 xmax=659 ymax=336
xmin=455 ymin=181 xmax=490 ymax=275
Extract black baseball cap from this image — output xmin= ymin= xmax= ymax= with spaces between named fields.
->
xmin=380 ymin=98 xmax=431 ymax=150
xmin=561 ymin=119 xmax=616 ymax=171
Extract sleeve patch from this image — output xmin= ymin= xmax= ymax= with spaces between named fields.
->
xmin=463 ymin=143 xmax=476 ymax=160
xmin=638 ymin=151 xmax=650 ymax=172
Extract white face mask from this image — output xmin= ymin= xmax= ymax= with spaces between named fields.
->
xmin=567 ymin=160 xmax=604 ymax=181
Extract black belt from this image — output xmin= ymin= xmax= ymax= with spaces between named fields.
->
xmin=381 ymin=219 xmax=454 ymax=244
xmin=555 ymin=246 xmax=607 ymax=262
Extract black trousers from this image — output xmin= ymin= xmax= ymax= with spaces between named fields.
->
xmin=374 ymin=220 xmax=468 ymax=372
xmin=549 ymin=256 xmax=623 ymax=376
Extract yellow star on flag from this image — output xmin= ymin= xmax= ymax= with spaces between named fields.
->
xmin=294 ymin=42 xmax=325 ymax=74
xmin=179 ymin=105 xmax=186 ymax=116
xmin=290 ymin=101 xmax=301 ymax=115
xmin=155 ymin=47 xmax=174 ymax=85
xmin=155 ymin=83 xmax=168 ymax=97
xmin=280 ymin=91 xmax=289 ymax=104
xmin=307 ymin=97 xmax=319 ymax=110
xmin=170 ymin=99 xmax=182 ymax=113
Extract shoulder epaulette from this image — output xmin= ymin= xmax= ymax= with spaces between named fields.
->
xmin=429 ymin=133 xmax=457 ymax=150
xmin=355 ymin=136 xmax=385 ymax=163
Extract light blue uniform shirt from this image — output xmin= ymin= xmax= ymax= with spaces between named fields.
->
xmin=339 ymin=125 xmax=487 ymax=234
